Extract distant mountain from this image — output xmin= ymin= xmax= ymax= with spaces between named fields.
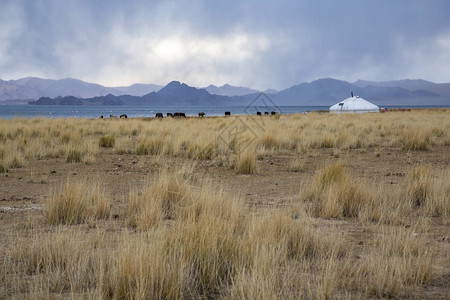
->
xmin=205 ymin=84 xmax=259 ymax=96
xmin=113 ymin=83 xmax=162 ymax=96
xmin=353 ymin=79 xmax=450 ymax=101
xmin=264 ymin=89 xmax=278 ymax=94
xmin=272 ymin=78 xmax=353 ymax=105
xmin=353 ymin=79 xmax=437 ymax=91
xmin=269 ymin=78 xmax=449 ymax=106
xmin=29 ymin=81 xmax=243 ymax=106
xmin=0 ymin=77 xmax=120 ymax=100
xmin=0 ymin=77 xmax=162 ymax=101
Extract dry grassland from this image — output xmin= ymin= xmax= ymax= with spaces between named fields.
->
xmin=0 ymin=110 xmax=449 ymax=299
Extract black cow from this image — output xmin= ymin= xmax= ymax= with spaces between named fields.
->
xmin=120 ymin=114 xmax=127 ymax=119
xmin=99 ymin=115 xmax=103 ymax=119
xmin=174 ymin=112 xmax=186 ymax=118
xmin=271 ymin=111 xmax=278 ymax=116
xmin=198 ymin=112 xmax=205 ymax=117
xmin=155 ymin=113 xmax=163 ymax=118
xmin=264 ymin=112 xmax=269 ymax=115
xmin=167 ymin=113 xmax=173 ymax=117
xmin=225 ymin=111 xmax=231 ymax=116
xmin=256 ymin=111 xmax=262 ymax=116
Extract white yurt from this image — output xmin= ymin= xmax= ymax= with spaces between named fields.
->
xmin=329 ymin=93 xmax=379 ymax=113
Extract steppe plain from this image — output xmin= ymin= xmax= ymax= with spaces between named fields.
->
xmin=0 ymin=110 xmax=449 ymax=299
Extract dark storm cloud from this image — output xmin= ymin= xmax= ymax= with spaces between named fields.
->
xmin=1 ymin=0 xmax=449 ymax=89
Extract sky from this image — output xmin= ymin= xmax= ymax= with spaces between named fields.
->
xmin=1 ymin=0 xmax=450 ymax=90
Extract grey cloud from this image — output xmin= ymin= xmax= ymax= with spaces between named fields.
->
xmin=1 ymin=0 xmax=449 ymax=89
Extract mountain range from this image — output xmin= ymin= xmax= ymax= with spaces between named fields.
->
xmin=270 ymin=78 xmax=449 ymax=106
xmin=2 ymin=77 xmax=450 ymax=106
xmin=29 ymin=81 xmax=234 ymax=106
xmin=0 ymin=77 xmax=162 ymax=101
xmin=204 ymin=84 xmax=280 ymax=96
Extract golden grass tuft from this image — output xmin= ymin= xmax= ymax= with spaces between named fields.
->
xmin=406 ymin=165 xmax=431 ymax=207
xmin=136 ymin=136 xmax=164 ymax=155
xmin=105 ymin=232 xmax=188 ymax=299
xmin=0 ymin=151 xmax=24 ymax=171
xmin=98 ymin=134 xmax=115 ymax=147
xmin=402 ymin=130 xmax=430 ymax=151
xmin=187 ymin=143 xmax=214 ymax=160
xmin=66 ymin=147 xmax=83 ymax=162
xmin=122 ymin=175 xmax=247 ymax=297
xmin=236 ymin=149 xmax=257 ymax=174
xmin=259 ymin=134 xmax=279 ymax=150
xmin=126 ymin=171 xmax=191 ymax=229
xmin=307 ymin=163 xmax=373 ymax=219
xmin=405 ymin=166 xmax=450 ymax=222
xmin=6 ymin=229 xmax=102 ymax=295
xmin=355 ymin=226 xmax=436 ymax=298
xmin=45 ymin=179 xmax=111 ymax=225
xmin=317 ymin=162 xmax=346 ymax=188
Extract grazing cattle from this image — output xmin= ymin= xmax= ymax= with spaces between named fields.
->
xmin=120 ymin=114 xmax=127 ymax=119
xmin=99 ymin=115 xmax=103 ymax=119
xmin=256 ymin=111 xmax=262 ymax=116
xmin=167 ymin=113 xmax=173 ymax=117
xmin=155 ymin=113 xmax=163 ymax=118
xmin=174 ymin=112 xmax=186 ymax=118
xmin=225 ymin=111 xmax=231 ymax=116
xmin=110 ymin=114 xmax=117 ymax=118
xmin=271 ymin=111 xmax=278 ymax=116
xmin=264 ymin=112 xmax=269 ymax=115
xmin=198 ymin=112 xmax=205 ymax=117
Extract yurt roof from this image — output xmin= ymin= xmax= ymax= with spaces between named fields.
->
xmin=329 ymin=96 xmax=379 ymax=112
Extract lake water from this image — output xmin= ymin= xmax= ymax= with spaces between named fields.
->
xmin=0 ymin=104 xmax=448 ymax=120
xmin=0 ymin=105 xmax=328 ymax=119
